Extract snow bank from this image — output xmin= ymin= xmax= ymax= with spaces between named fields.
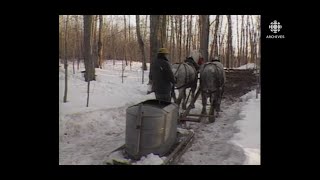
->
xmin=59 ymin=60 xmax=155 ymax=165
xmin=132 ymin=153 xmax=165 ymax=165
xmin=236 ymin=63 xmax=257 ymax=69
xmin=230 ymin=90 xmax=260 ymax=165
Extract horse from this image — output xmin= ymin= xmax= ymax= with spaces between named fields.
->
xmin=171 ymin=57 xmax=199 ymax=110
xmin=199 ymin=61 xmax=226 ymax=123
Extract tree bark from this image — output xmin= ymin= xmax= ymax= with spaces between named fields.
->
xmin=199 ymin=15 xmax=209 ymax=62
xmin=160 ymin=15 xmax=167 ymax=48
xmin=92 ymin=15 xmax=99 ymax=68
xmin=150 ymin=15 xmax=160 ymax=65
xmin=245 ymin=15 xmax=249 ymax=66
xmin=63 ymin=15 xmax=69 ymax=103
xmin=179 ymin=16 xmax=182 ymax=61
xmin=98 ymin=15 xmax=103 ymax=69
xmin=83 ymin=15 xmax=95 ymax=83
xmin=75 ymin=15 xmax=81 ymax=70
xmin=170 ymin=15 xmax=175 ymax=62
xmin=124 ymin=15 xmax=128 ymax=66
xmin=209 ymin=15 xmax=220 ymax=60
xmin=226 ymin=15 xmax=233 ymax=69
xmin=136 ymin=15 xmax=147 ymax=71
xmin=237 ymin=15 xmax=240 ymax=67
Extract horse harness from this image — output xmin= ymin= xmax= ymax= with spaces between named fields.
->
xmin=201 ymin=62 xmax=224 ymax=93
xmin=173 ymin=63 xmax=197 ymax=90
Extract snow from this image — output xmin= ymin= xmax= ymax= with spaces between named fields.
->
xmin=59 ymin=60 xmax=260 ymax=165
xmin=59 ymin=60 xmax=154 ymax=165
xmin=178 ymin=90 xmax=260 ymax=165
xmin=132 ymin=153 xmax=165 ymax=165
xmin=230 ymin=90 xmax=260 ymax=165
xmin=236 ymin=63 xmax=257 ymax=69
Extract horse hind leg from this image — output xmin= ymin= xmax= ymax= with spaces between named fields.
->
xmin=216 ymin=88 xmax=223 ymax=112
xmin=209 ymin=93 xmax=216 ymax=123
xmin=201 ymin=92 xmax=207 ymax=115
xmin=176 ymin=89 xmax=183 ymax=109
xmin=181 ymin=88 xmax=187 ymax=110
xmin=190 ymin=83 xmax=197 ymax=109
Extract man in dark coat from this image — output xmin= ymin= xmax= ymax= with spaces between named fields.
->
xmin=149 ymin=48 xmax=175 ymax=102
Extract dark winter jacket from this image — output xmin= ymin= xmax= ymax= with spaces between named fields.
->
xmin=149 ymin=55 xmax=175 ymax=94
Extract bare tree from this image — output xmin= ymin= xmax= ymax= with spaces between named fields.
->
xmin=160 ymin=15 xmax=167 ymax=48
xmin=128 ymin=15 xmax=132 ymax=68
xmin=226 ymin=15 xmax=233 ymax=68
xmin=186 ymin=15 xmax=191 ymax=56
xmin=245 ymin=15 xmax=249 ymax=67
xmin=122 ymin=15 xmax=127 ymax=83
xmin=179 ymin=16 xmax=182 ymax=61
xmin=218 ymin=16 xmax=225 ymax=64
xmin=170 ymin=15 xmax=175 ymax=62
xmin=241 ymin=15 xmax=245 ymax=66
xmin=237 ymin=15 xmax=240 ymax=67
xmin=97 ymin=15 xmax=103 ymax=69
xmin=83 ymin=15 xmax=94 ymax=107
xmin=92 ymin=15 xmax=99 ymax=68
xmin=150 ymin=15 xmax=160 ymax=65
xmin=175 ymin=16 xmax=179 ymax=62
xmin=209 ymin=15 xmax=220 ymax=60
xmin=200 ymin=15 xmax=209 ymax=62
xmin=63 ymin=15 xmax=69 ymax=103
xmin=136 ymin=15 xmax=147 ymax=84
xmin=72 ymin=16 xmax=76 ymax=74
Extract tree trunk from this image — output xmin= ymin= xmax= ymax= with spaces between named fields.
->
xmin=241 ymin=15 xmax=245 ymax=66
xmin=226 ymin=15 xmax=233 ymax=69
xmin=149 ymin=15 xmax=160 ymax=83
xmin=186 ymin=15 xmax=189 ymax=56
xmin=83 ymin=15 xmax=95 ymax=83
xmin=237 ymin=15 xmax=240 ymax=67
xmin=136 ymin=15 xmax=147 ymax=72
xmin=200 ymin=15 xmax=209 ymax=62
xmin=98 ymin=15 xmax=103 ymax=69
xmin=170 ymin=15 xmax=175 ymax=62
xmin=63 ymin=15 xmax=69 ymax=103
xmin=150 ymin=15 xmax=160 ymax=64
xmin=160 ymin=15 xmax=167 ymax=48
xmin=124 ymin=15 xmax=128 ymax=66
xmin=136 ymin=15 xmax=147 ymax=84
xmin=92 ymin=15 xmax=99 ymax=68
xmin=183 ymin=15 xmax=186 ymax=58
xmin=179 ymin=16 xmax=182 ymax=61
xmin=128 ymin=15 xmax=132 ymax=68
xmin=218 ymin=18 xmax=225 ymax=64
xmin=175 ymin=16 xmax=179 ymax=62
xmin=209 ymin=15 xmax=220 ymax=60
xmin=83 ymin=15 xmax=95 ymax=107
xmin=245 ymin=15 xmax=249 ymax=66
xmin=75 ymin=15 xmax=81 ymax=70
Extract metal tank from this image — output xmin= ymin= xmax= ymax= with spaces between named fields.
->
xmin=125 ymin=99 xmax=178 ymax=160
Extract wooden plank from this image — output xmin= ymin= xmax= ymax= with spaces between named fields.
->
xmin=163 ymin=131 xmax=195 ymax=165
xmin=179 ymin=117 xmax=201 ymax=122
xmin=187 ymin=113 xmax=214 ymax=117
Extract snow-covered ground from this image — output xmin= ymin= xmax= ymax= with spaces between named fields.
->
xmin=59 ymin=60 xmax=260 ymax=165
xmin=230 ymin=91 xmax=260 ymax=165
xmin=236 ymin=63 xmax=257 ymax=69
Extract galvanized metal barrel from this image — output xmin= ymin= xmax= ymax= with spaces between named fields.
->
xmin=125 ymin=100 xmax=178 ymax=160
